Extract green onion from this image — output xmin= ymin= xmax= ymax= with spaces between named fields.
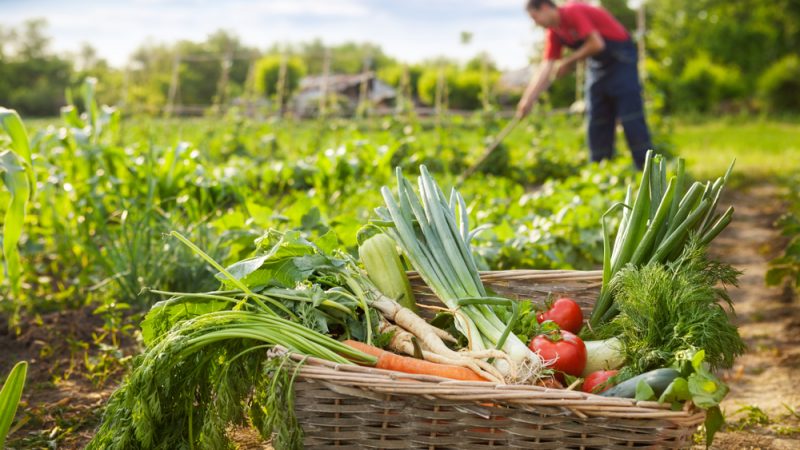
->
xmin=589 ymin=150 xmax=735 ymax=329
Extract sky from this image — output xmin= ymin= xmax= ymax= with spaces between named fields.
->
xmin=0 ymin=0 xmax=550 ymax=70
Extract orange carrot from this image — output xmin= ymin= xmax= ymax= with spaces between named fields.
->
xmin=342 ymin=340 xmax=487 ymax=382
xmin=343 ymin=340 xmax=385 ymax=357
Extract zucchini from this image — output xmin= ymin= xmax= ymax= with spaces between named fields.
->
xmin=601 ymin=368 xmax=680 ymax=399
xmin=359 ymin=233 xmax=418 ymax=312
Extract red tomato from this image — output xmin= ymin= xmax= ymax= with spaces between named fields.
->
xmin=529 ymin=330 xmax=587 ymax=378
xmin=582 ymin=370 xmax=618 ymax=394
xmin=537 ymin=297 xmax=583 ymax=333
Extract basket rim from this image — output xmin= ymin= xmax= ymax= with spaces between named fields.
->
xmin=283 ymin=351 xmax=705 ymax=426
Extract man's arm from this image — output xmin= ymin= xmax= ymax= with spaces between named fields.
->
xmin=516 ymin=59 xmax=556 ymax=118
xmin=555 ymin=31 xmax=605 ymax=78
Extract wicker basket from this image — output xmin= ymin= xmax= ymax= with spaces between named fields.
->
xmin=290 ymin=270 xmax=705 ymax=449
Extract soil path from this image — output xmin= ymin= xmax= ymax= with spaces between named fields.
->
xmin=1 ymin=309 xmax=132 ymax=449
xmin=701 ymin=182 xmax=800 ymax=449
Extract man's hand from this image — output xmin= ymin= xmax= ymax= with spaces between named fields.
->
xmin=556 ymin=59 xmax=576 ymax=78
xmin=555 ymin=32 xmax=604 ymax=79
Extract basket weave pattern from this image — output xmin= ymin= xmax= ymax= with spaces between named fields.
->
xmin=291 ymin=270 xmax=705 ymax=449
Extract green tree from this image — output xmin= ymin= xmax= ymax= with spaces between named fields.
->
xmin=647 ymin=0 xmax=800 ymax=110
xmin=675 ymin=53 xmax=743 ymax=112
xmin=253 ymin=55 xmax=306 ymax=98
xmin=758 ymin=54 xmax=800 ymax=112
xmin=417 ymin=66 xmax=452 ymax=107
xmin=286 ymin=39 xmax=396 ymax=75
xmin=417 ymin=64 xmax=498 ymax=110
xmin=600 ymin=0 xmax=637 ymax=32
xmin=465 ymin=52 xmax=498 ymax=72
xmin=378 ymin=64 xmax=423 ymax=98
xmin=0 ymin=19 xmax=72 ymax=116
xmin=125 ymin=30 xmax=259 ymax=113
xmin=70 ymin=43 xmax=124 ymax=107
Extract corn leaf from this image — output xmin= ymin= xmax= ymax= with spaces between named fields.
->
xmin=0 ymin=108 xmax=35 ymax=199
xmin=0 ymin=361 xmax=28 ymax=447
xmin=0 ymin=151 xmax=31 ymax=294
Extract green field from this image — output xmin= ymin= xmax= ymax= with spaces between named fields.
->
xmin=672 ymin=117 xmax=800 ymax=181
xmin=3 ymin=101 xmax=799 ymax=447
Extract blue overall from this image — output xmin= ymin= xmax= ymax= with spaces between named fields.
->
xmin=569 ymin=39 xmax=651 ymax=168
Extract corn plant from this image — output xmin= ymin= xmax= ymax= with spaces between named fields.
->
xmin=0 ymin=361 xmax=28 ymax=447
xmin=0 ymin=108 xmax=35 ymax=299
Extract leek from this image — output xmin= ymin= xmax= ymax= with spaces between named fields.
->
xmin=376 ymin=166 xmax=542 ymax=381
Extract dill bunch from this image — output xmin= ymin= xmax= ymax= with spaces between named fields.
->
xmin=602 ymin=239 xmax=745 ymax=376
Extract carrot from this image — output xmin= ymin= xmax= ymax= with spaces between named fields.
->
xmin=342 ymin=340 xmax=488 ymax=382
xmin=343 ymin=340 xmax=385 ymax=357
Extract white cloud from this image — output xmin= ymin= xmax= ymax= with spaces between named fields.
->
xmin=0 ymin=0 xmax=544 ymax=70
xmin=245 ymin=0 xmax=370 ymax=17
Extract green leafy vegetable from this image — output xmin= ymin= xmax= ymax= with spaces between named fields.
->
xmin=590 ymin=150 xmax=735 ymax=327
xmin=658 ymin=377 xmax=691 ymax=409
xmin=89 ymin=232 xmax=381 ymax=449
xmin=89 ymin=309 xmax=374 ymax=449
xmin=635 ymin=379 xmax=656 ymax=401
xmin=704 ymin=406 xmax=725 ymax=447
xmin=599 ymin=240 xmax=744 ymax=376
xmin=687 ymin=350 xmax=729 ymax=409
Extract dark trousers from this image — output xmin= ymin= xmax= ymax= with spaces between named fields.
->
xmin=585 ymin=40 xmax=651 ymax=169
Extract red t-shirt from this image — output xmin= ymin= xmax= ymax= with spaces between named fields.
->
xmin=543 ymin=1 xmax=629 ymax=60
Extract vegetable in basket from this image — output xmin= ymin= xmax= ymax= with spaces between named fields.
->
xmin=375 ymin=166 xmax=545 ymax=383
xmin=581 ymin=369 xmax=617 ymax=394
xmin=593 ymin=236 xmax=744 ymax=447
xmin=528 ymin=329 xmax=586 ymax=379
xmin=590 ymin=150 xmax=735 ymax=328
xmin=343 ymin=340 xmax=487 ymax=381
xmin=581 ymin=337 xmax=624 ymax=376
xmin=89 ymin=225 xmax=515 ymax=449
xmin=358 ymin=232 xmax=418 ymax=312
xmin=582 ymin=151 xmax=743 ymax=447
xmin=536 ymin=297 xmax=583 ymax=334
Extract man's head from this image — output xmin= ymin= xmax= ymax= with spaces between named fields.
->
xmin=526 ymin=0 xmax=560 ymax=28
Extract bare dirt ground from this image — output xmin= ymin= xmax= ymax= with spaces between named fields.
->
xmin=0 ymin=309 xmax=136 ymax=449
xmin=2 ymin=182 xmax=798 ymax=449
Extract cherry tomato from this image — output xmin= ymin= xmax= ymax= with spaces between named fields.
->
xmin=537 ymin=297 xmax=583 ymax=333
xmin=529 ymin=330 xmax=587 ymax=378
xmin=582 ymin=370 xmax=618 ymax=394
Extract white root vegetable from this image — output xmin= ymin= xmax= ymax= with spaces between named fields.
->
xmin=582 ymin=337 xmax=625 ymax=376
xmin=378 ymin=321 xmax=505 ymax=383
xmin=371 ymin=295 xmax=507 ymax=382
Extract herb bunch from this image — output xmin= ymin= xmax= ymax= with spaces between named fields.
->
xmin=599 ymin=239 xmax=745 ymax=377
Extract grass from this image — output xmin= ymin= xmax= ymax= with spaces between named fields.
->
xmin=671 ymin=117 xmax=800 ymax=183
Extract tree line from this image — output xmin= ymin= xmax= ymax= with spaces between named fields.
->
xmin=0 ymin=0 xmax=798 ymax=117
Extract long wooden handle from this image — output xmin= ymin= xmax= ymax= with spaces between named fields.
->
xmin=457 ymin=117 xmax=522 ymax=185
